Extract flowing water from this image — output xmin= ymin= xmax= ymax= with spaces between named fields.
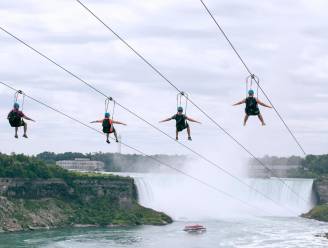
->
xmin=1 ymin=172 xmax=328 ymax=247
xmin=1 ymin=218 xmax=328 ymax=247
xmin=133 ymin=173 xmax=315 ymax=219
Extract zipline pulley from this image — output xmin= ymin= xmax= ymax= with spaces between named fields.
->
xmin=105 ymin=97 xmax=116 ymax=120
xmin=14 ymin=90 xmax=25 ymax=110
xmin=245 ymin=74 xmax=260 ymax=98
xmin=177 ymin=91 xmax=189 ymax=115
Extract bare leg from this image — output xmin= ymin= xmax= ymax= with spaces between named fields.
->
xmin=23 ymin=123 xmax=28 ymax=138
xmin=106 ymin=133 xmax=110 ymax=143
xmin=113 ymin=129 xmax=119 ymax=142
xmin=243 ymin=115 xmax=249 ymax=126
xmin=258 ymin=114 xmax=266 ymax=126
xmin=187 ymin=126 xmax=192 ymax=140
xmin=176 ymin=130 xmax=178 ymax=140
xmin=15 ymin=127 xmax=18 ymax=138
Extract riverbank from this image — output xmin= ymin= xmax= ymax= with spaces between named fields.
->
xmin=302 ymin=204 xmax=328 ymax=222
xmin=0 ymin=154 xmax=172 ymax=232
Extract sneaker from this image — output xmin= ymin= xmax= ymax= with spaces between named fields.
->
xmin=106 ymin=140 xmax=110 ymax=144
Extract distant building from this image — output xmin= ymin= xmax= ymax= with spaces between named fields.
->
xmin=248 ymin=164 xmax=301 ymax=178
xmin=56 ymin=158 xmax=104 ymax=172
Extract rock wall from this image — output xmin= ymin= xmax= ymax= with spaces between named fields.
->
xmin=0 ymin=177 xmax=136 ymax=206
xmin=0 ymin=176 xmax=171 ymax=232
xmin=314 ymin=177 xmax=328 ymax=204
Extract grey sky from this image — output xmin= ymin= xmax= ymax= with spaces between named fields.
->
xmin=0 ymin=0 xmax=327 ymax=161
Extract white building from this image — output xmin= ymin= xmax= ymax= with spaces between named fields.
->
xmin=56 ymin=158 xmax=105 ymax=172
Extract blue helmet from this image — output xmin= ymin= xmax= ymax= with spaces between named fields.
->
xmin=177 ymin=106 xmax=183 ymax=112
xmin=104 ymin=112 xmax=110 ymax=118
xmin=13 ymin=102 xmax=19 ymax=109
xmin=248 ymin=89 xmax=255 ymax=95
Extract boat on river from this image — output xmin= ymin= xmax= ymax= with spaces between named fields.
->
xmin=183 ymin=224 xmax=206 ymax=233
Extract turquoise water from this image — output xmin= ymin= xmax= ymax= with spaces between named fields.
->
xmin=1 ymin=217 xmax=328 ymax=248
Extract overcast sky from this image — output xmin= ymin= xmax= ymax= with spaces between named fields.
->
xmin=0 ymin=0 xmax=327 ymax=161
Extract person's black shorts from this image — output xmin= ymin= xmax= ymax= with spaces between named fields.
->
xmin=176 ymin=122 xmax=189 ymax=132
xmin=245 ymin=109 xmax=260 ymax=116
xmin=103 ymin=127 xmax=116 ymax=134
xmin=10 ymin=118 xmax=25 ymax=127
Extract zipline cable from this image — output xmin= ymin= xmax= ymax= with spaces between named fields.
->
xmin=0 ymin=26 xmax=299 ymax=213
xmin=0 ymin=80 xmax=276 ymax=216
xmin=198 ymin=0 xmax=306 ymax=156
xmin=70 ymin=1 xmax=308 ymax=203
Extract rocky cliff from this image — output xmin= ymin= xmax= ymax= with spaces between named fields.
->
xmin=302 ymin=177 xmax=328 ymax=221
xmin=312 ymin=177 xmax=328 ymax=204
xmin=0 ymin=176 xmax=172 ymax=232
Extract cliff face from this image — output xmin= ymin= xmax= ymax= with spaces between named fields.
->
xmin=0 ymin=178 xmax=136 ymax=204
xmin=313 ymin=177 xmax=328 ymax=204
xmin=0 ymin=177 xmax=172 ymax=232
xmin=302 ymin=177 xmax=328 ymax=222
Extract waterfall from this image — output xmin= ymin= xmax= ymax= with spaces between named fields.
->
xmin=132 ymin=173 xmax=315 ymax=221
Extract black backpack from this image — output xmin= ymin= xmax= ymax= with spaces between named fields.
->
xmin=245 ymin=97 xmax=259 ymax=115
xmin=8 ymin=111 xmax=22 ymax=127
xmin=102 ymin=118 xmax=113 ymax=133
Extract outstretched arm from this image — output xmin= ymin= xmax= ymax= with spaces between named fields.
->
xmin=232 ymin=98 xmax=246 ymax=106
xmin=186 ymin=117 xmax=201 ymax=124
xmin=159 ymin=117 xmax=173 ymax=123
xmin=23 ymin=115 xmax=35 ymax=122
xmin=90 ymin=120 xmax=102 ymax=123
xmin=112 ymin=120 xmax=127 ymax=125
xmin=257 ymin=99 xmax=272 ymax=108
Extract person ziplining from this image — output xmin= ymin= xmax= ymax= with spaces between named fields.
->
xmin=90 ymin=98 xmax=126 ymax=144
xmin=233 ymin=79 xmax=272 ymax=126
xmin=7 ymin=91 xmax=35 ymax=138
xmin=160 ymin=92 xmax=201 ymax=141
xmin=90 ymin=112 xmax=126 ymax=144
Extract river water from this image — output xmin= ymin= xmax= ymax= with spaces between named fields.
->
xmin=1 ymin=218 xmax=328 ymax=247
xmin=0 ymin=173 xmax=327 ymax=247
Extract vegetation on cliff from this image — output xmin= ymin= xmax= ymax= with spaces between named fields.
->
xmin=0 ymin=153 xmax=172 ymax=232
xmin=0 ymin=153 xmax=69 ymax=179
xmin=0 ymin=196 xmax=172 ymax=232
xmin=302 ymin=155 xmax=328 ymax=175
xmin=302 ymin=204 xmax=328 ymax=222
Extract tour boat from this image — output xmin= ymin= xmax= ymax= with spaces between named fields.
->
xmin=183 ymin=224 xmax=206 ymax=233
